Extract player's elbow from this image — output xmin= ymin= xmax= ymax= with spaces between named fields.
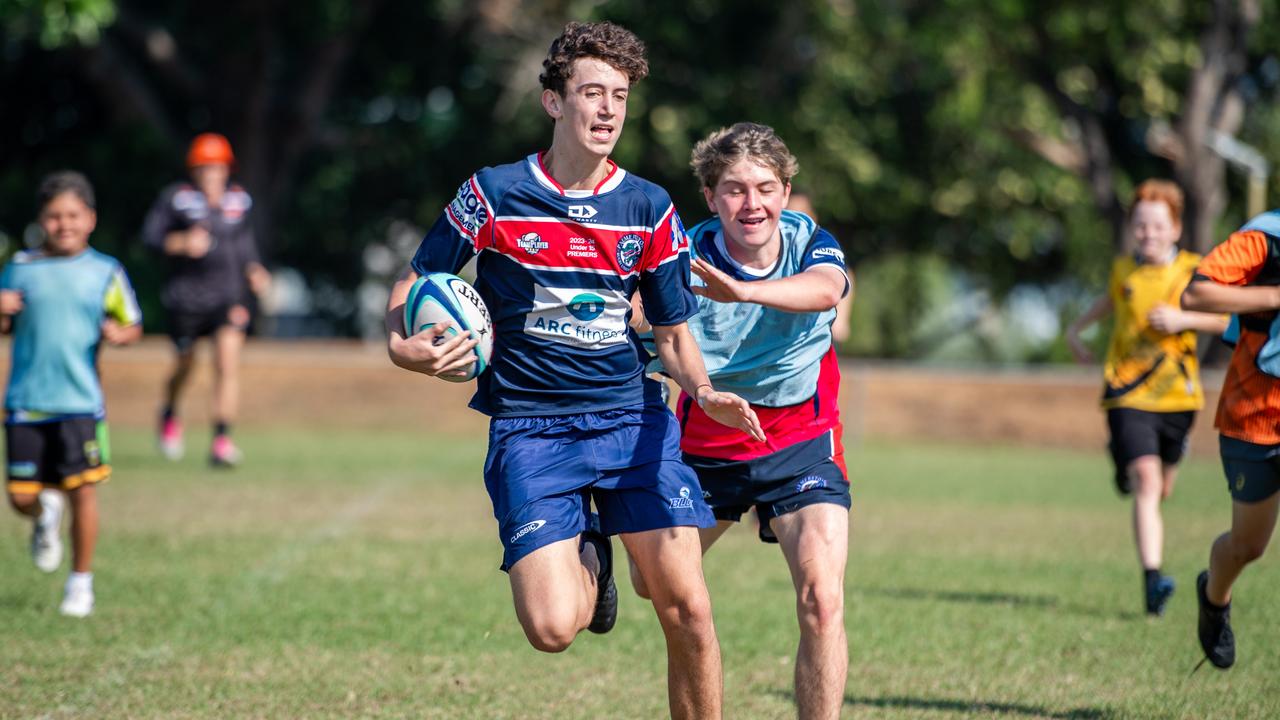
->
xmin=1180 ymin=282 xmax=1211 ymax=312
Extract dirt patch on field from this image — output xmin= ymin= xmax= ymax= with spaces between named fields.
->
xmin=10 ymin=338 xmax=1223 ymax=455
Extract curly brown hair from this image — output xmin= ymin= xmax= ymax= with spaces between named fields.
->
xmin=539 ymin=21 xmax=649 ymax=95
xmin=690 ymin=122 xmax=799 ymax=189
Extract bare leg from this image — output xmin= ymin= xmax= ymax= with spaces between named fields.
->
xmin=163 ymin=348 xmax=197 ymax=412
xmin=623 ymin=526 xmax=722 ymax=720
xmin=212 ymin=322 xmax=246 ymax=426
xmin=1206 ymin=493 xmax=1280 ymax=605
xmin=8 ymin=491 xmax=40 ymax=519
xmin=508 ymin=536 xmax=599 ymax=652
xmin=1128 ymin=455 xmax=1166 ymax=570
xmin=770 ymin=505 xmax=849 ymax=720
xmin=66 ymin=485 xmax=98 ymax=573
xmin=630 ymin=519 xmax=734 ymax=600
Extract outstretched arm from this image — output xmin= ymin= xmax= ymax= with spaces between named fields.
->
xmin=691 ymin=260 xmax=846 ymax=312
xmin=651 ymin=321 xmax=765 ymax=442
xmin=1065 ymin=294 xmax=1112 ymax=364
xmin=1182 ymin=280 xmax=1280 ymax=315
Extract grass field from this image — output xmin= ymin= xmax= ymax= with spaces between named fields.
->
xmin=3 ymin=426 xmax=1279 ymax=719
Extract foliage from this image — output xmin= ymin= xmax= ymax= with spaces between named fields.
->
xmin=2 ymin=0 xmax=1279 ymax=357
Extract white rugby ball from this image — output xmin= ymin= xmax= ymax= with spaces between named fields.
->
xmin=404 ymin=273 xmax=494 ymax=382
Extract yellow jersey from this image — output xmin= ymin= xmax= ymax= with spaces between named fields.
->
xmin=1101 ymin=251 xmax=1204 ymax=412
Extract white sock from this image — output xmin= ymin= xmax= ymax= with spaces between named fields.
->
xmin=66 ymin=572 xmax=93 ymax=592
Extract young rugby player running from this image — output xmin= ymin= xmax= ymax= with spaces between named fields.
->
xmin=632 ymin=123 xmax=852 ymax=720
xmin=1066 ymin=180 xmax=1227 ymax=616
xmin=1182 ymin=210 xmax=1280 ymax=669
xmin=143 ymin=133 xmax=271 ymax=467
xmin=386 ymin=22 xmax=763 ymax=719
xmin=2 ymin=171 xmax=143 ymax=616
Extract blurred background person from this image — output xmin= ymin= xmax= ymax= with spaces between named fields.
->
xmin=1065 ymin=179 xmax=1228 ymax=616
xmin=143 ymin=133 xmax=271 ymax=467
xmin=2 ymin=171 xmax=142 ymax=617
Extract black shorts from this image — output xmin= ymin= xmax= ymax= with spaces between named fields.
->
xmin=683 ymin=431 xmax=850 ymax=544
xmin=1106 ymin=408 xmax=1194 ymax=492
xmin=5 ymin=418 xmax=111 ymax=495
xmin=167 ymin=305 xmax=245 ymax=352
xmin=1220 ymin=435 xmax=1280 ymax=503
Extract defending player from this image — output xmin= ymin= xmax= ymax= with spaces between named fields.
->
xmin=385 ymin=22 xmax=763 ymax=719
xmin=142 ymin=133 xmax=271 ymax=467
xmin=1 ymin=171 xmax=143 ymax=617
xmin=632 ymin=123 xmax=852 ymax=720
xmin=1181 ymin=211 xmax=1280 ymax=669
xmin=1065 ymin=180 xmax=1227 ymax=616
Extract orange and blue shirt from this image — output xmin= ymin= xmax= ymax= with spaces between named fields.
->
xmin=1195 ymin=211 xmax=1280 ymax=445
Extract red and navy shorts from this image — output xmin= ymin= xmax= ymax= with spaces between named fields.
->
xmin=677 ymin=348 xmax=849 ymax=542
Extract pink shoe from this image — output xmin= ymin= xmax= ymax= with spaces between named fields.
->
xmin=158 ymin=418 xmax=184 ymax=460
xmin=209 ymin=435 xmax=243 ymax=468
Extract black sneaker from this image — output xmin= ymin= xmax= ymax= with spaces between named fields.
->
xmin=582 ymin=516 xmax=617 ymax=635
xmin=1196 ymin=570 xmax=1235 ymax=669
xmin=1113 ymin=467 xmax=1131 ymax=496
xmin=1145 ymin=574 xmax=1176 ymax=616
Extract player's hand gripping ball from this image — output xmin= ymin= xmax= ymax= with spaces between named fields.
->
xmin=404 ymin=273 xmax=494 ymax=382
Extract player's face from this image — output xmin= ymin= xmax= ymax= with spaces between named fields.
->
xmin=704 ymin=160 xmax=791 ymax=252
xmin=38 ymin=192 xmax=97 ymax=256
xmin=190 ymin=163 xmax=230 ymax=198
xmin=1131 ymin=200 xmax=1180 ymax=264
xmin=545 ymin=58 xmax=629 ymax=157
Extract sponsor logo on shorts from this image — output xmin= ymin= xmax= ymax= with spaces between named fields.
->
xmin=8 ymin=461 xmax=37 ymax=478
xmin=567 ymin=204 xmax=598 ymax=221
xmin=84 ymin=440 xmax=101 ymax=467
xmin=1235 ymin=472 xmax=1247 ymax=492
xmin=796 ymin=475 xmax=828 ymax=493
xmin=669 ymin=486 xmax=694 ymax=510
xmin=516 ymin=232 xmax=549 ymax=255
xmin=510 ymin=519 xmax=546 ymax=544
xmin=616 ymin=233 xmax=644 ymax=272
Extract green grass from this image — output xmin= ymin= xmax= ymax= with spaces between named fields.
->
xmin=3 ymin=428 xmax=1279 ymax=718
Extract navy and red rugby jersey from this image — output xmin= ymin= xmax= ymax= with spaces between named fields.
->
xmin=411 ymin=153 xmax=697 ymax=417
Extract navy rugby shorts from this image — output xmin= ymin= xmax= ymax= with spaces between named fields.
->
xmin=483 ymin=400 xmax=715 ymax=571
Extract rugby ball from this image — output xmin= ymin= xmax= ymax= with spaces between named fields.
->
xmin=404 ymin=273 xmax=494 ymax=382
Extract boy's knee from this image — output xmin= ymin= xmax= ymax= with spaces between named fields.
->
xmin=797 ymin=578 xmax=844 ymax=635
xmin=1233 ymin=536 xmax=1269 ymax=564
xmin=520 ymin=615 xmax=578 ymax=654
xmin=655 ymin=590 xmax=714 ymax=635
xmin=8 ymin=492 xmax=38 ymax=513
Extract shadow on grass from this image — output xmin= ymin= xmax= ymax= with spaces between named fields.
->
xmin=842 ymin=694 xmax=1116 ymax=719
xmin=859 ymin=586 xmax=1142 ymax=621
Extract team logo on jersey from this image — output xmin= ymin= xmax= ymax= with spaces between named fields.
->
xmin=567 ymin=204 xmax=598 ymax=221
xmin=516 ymin=232 xmax=549 ymax=255
xmin=510 ymin=519 xmax=546 ymax=544
xmin=616 ymin=233 xmax=644 ymax=272
xmin=172 ymin=188 xmax=210 ymax=223
xmin=447 ymin=179 xmax=489 ymax=238
xmin=672 ymin=212 xmax=688 ymax=251
xmin=669 ymin=486 xmax=694 ymax=510
xmin=567 ymin=293 xmax=606 ymax=321
xmin=811 ymin=247 xmax=845 ymax=263
xmin=796 ymin=475 xmax=828 ymax=493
